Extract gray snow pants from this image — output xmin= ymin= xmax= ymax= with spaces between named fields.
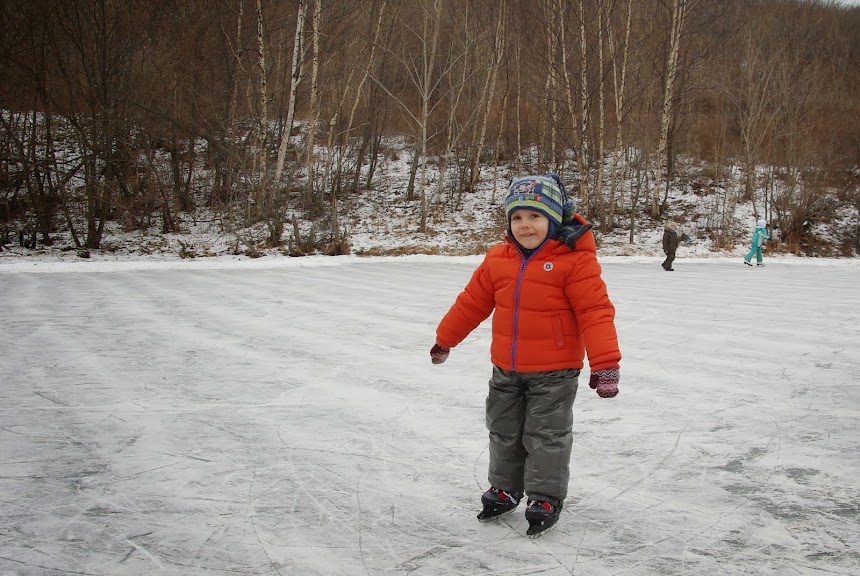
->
xmin=485 ymin=366 xmax=580 ymax=503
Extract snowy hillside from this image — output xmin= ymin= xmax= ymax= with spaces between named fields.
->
xmin=1 ymin=144 xmax=857 ymax=264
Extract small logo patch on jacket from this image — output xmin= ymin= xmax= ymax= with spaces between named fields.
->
xmin=544 ymin=262 xmax=553 ymax=272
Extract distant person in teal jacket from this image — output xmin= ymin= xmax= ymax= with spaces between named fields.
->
xmin=744 ymin=219 xmax=769 ymax=266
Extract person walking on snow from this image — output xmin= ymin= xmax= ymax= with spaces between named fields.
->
xmin=429 ymin=174 xmax=621 ymax=538
xmin=744 ymin=219 xmax=769 ymax=266
xmin=662 ymin=220 xmax=679 ymax=271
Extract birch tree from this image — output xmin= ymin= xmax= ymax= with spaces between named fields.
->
xmin=253 ymin=0 xmax=290 ymax=247
xmin=273 ymin=0 xmax=307 ymax=190
xmin=593 ymin=0 xmax=606 ymax=222
xmin=304 ymin=0 xmax=322 ymax=209
xmin=212 ymin=0 xmax=246 ymax=207
xmin=559 ymin=0 xmax=589 ymax=210
xmin=371 ymin=0 xmax=453 ymax=232
xmin=607 ymin=0 xmax=633 ymax=230
xmin=254 ymin=0 xmax=269 ymax=192
xmin=415 ymin=0 xmax=442 ymax=231
xmin=338 ymin=0 xmax=387 ymax=197
xmin=729 ymin=16 xmax=786 ymax=206
xmin=577 ymin=0 xmax=591 ymax=208
xmin=467 ymin=0 xmax=506 ymax=193
xmin=654 ymin=0 xmax=690 ymax=217
xmin=439 ymin=4 xmax=481 ymax=205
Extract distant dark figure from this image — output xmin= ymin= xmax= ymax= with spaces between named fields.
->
xmin=662 ymin=221 xmax=679 ymax=271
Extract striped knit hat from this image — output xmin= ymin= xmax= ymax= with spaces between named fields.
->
xmin=504 ymin=175 xmax=566 ymax=232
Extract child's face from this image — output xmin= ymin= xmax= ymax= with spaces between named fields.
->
xmin=510 ymin=209 xmax=550 ymax=249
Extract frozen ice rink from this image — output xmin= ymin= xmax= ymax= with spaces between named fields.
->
xmin=1 ymin=256 xmax=858 ymax=575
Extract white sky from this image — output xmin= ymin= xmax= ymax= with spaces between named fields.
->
xmin=1 ymin=255 xmax=858 ymax=575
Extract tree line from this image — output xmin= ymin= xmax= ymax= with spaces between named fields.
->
xmin=1 ymin=0 xmax=858 ymax=255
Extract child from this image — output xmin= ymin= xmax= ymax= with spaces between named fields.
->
xmin=662 ymin=220 xmax=679 ymax=271
xmin=744 ymin=219 xmax=769 ymax=266
xmin=430 ymin=174 xmax=621 ymax=538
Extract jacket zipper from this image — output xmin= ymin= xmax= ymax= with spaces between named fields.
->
xmin=511 ymin=258 xmax=527 ymax=370
xmin=510 ymin=239 xmax=549 ymax=370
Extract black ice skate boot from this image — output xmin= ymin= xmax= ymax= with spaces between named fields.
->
xmin=476 ymin=487 xmax=523 ymax=522
xmin=525 ymin=497 xmax=563 ymax=538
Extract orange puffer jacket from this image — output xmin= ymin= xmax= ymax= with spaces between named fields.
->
xmin=435 ymin=225 xmax=621 ymax=372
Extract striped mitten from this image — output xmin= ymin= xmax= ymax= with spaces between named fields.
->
xmin=589 ymin=368 xmax=620 ymax=398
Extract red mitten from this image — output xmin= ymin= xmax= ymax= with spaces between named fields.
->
xmin=589 ymin=368 xmax=619 ymax=398
xmin=430 ymin=343 xmax=450 ymax=365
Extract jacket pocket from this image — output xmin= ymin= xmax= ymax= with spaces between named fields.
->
xmin=552 ymin=316 xmax=566 ymax=349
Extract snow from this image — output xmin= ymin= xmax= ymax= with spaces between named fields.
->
xmin=10 ymin=150 xmax=852 ymax=263
xmin=1 ymin=254 xmax=858 ymax=575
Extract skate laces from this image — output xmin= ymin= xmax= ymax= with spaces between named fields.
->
xmin=488 ymin=487 xmax=520 ymax=504
xmin=528 ymin=500 xmax=553 ymax=512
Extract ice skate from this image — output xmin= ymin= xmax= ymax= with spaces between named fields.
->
xmin=525 ymin=499 xmax=563 ymax=538
xmin=477 ymin=487 xmax=523 ymax=522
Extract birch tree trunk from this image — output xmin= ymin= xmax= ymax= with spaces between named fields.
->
xmin=274 ymin=0 xmax=307 ymax=189
xmin=654 ymin=0 xmax=688 ymax=217
xmin=468 ymin=0 xmax=505 ymax=193
xmin=441 ymin=16 xmax=472 ymax=206
xmin=304 ymin=0 xmax=322 ymax=208
xmin=255 ymin=0 xmax=287 ymax=247
xmin=560 ymin=0 xmax=587 ymax=209
xmin=491 ymin=87 xmax=508 ymax=204
xmin=578 ymin=0 xmax=590 ymax=210
xmin=549 ymin=15 xmax=559 ymax=172
xmin=325 ymin=115 xmax=340 ymax=248
xmin=255 ymin=0 xmax=268 ymax=194
xmin=222 ymin=0 xmax=245 ymax=206
xmin=418 ymin=0 xmax=443 ymax=233
xmin=541 ymin=67 xmax=551 ymax=172
xmin=515 ymin=35 xmax=523 ymax=174
xmin=594 ymin=0 xmax=606 ymax=223
xmin=340 ymin=0 xmax=386 ymax=195
xmin=607 ymin=0 xmax=632 ymax=231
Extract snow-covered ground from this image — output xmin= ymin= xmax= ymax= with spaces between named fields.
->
xmin=1 ymin=255 xmax=859 ymax=575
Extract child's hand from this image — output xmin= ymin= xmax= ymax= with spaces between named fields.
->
xmin=430 ymin=343 xmax=450 ymax=365
xmin=589 ymin=368 xmax=619 ymax=398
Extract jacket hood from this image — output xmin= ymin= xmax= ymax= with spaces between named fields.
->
xmin=505 ymin=214 xmax=596 ymax=257
xmin=566 ymin=213 xmax=597 ymax=253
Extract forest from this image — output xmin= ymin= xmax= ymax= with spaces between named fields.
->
xmin=1 ymin=0 xmax=858 ymax=256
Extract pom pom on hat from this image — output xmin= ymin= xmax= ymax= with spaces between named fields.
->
xmin=504 ymin=175 xmax=566 ymax=231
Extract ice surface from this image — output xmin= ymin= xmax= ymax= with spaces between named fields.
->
xmin=1 ymin=256 xmax=858 ymax=575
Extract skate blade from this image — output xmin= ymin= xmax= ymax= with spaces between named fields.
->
xmin=526 ymin=518 xmax=559 ymax=538
xmin=477 ymin=507 xmax=516 ymax=523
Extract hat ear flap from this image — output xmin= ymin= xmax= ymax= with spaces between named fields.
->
xmin=544 ymin=173 xmax=567 ymax=200
xmin=547 ymin=220 xmax=560 ymax=240
xmin=561 ymin=199 xmax=577 ymax=226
